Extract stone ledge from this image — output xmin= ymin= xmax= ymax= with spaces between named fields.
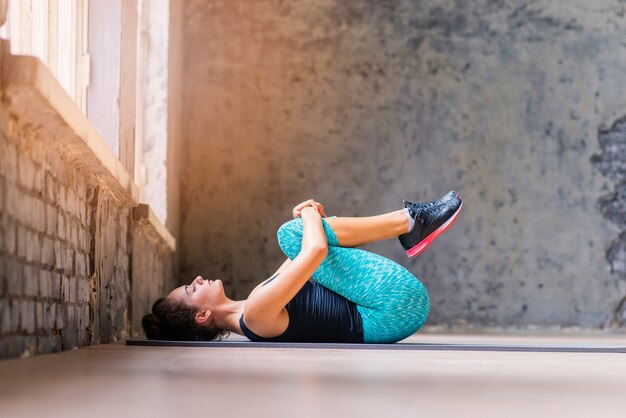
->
xmin=133 ymin=204 xmax=176 ymax=251
xmin=0 ymin=40 xmax=139 ymax=205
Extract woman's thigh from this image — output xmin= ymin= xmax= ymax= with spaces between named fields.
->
xmin=277 ymin=218 xmax=430 ymax=343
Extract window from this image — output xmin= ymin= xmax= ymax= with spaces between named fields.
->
xmin=0 ymin=0 xmax=90 ymax=113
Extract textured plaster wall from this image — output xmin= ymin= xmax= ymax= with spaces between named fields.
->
xmin=87 ymin=0 xmax=121 ymax=155
xmin=180 ymin=0 xmax=626 ymax=329
xmin=139 ymin=0 xmax=169 ymax=225
xmin=136 ymin=0 xmax=183 ymax=239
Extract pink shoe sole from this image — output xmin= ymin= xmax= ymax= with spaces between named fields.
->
xmin=405 ymin=200 xmax=463 ymax=257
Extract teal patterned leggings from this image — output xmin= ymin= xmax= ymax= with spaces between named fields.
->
xmin=276 ymin=217 xmax=430 ymax=343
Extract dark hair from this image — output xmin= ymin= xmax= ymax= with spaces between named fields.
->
xmin=142 ymin=297 xmax=230 ymax=341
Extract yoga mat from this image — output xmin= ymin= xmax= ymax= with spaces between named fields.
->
xmin=126 ymin=338 xmax=626 ymax=353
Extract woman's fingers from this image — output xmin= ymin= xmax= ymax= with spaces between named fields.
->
xmin=293 ymin=199 xmax=315 ymax=218
xmin=293 ymin=199 xmax=326 ymax=218
xmin=292 ymin=199 xmax=314 ymax=217
xmin=317 ymin=203 xmax=326 ymax=217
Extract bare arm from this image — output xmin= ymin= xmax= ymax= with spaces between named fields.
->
xmin=245 ymin=206 xmax=328 ymax=326
xmin=273 ymin=258 xmax=292 ymax=276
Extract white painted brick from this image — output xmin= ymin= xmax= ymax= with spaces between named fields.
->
xmin=35 ymin=302 xmax=44 ymax=330
xmin=78 ymin=200 xmax=86 ymax=226
xmin=54 ymin=240 xmax=63 ymax=268
xmin=48 ymin=153 xmax=62 ymax=178
xmin=4 ymin=222 xmax=16 ymax=255
xmin=16 ymin=225 xmax=27 ymax=258
xmin=41 ymin=236 xmax=54 ymax=266
xmin=85 ymin=254 xmax=92 ymax=277
xmin=76 ymin=177 xmax=86 ymax=198
xmin=6 ymin=259 xmax=22 ymax=296
xmin=20 ymin=300 xmax=35 ymax=333
xmin=45 ymin=173 xmax=56 ymax=202
xmin=0 ymin=299 xmax=14 ymax=333
xmin=77 ymin=279 xmax=89 ymax=303
xmin=58 ymin=185 xmax=67 ymax=209
xmin=31 ymin=199 xmax=46 ymax=233
xmin=64 ymin=247 xmax=74 ymax=274
xmin=3 ymin=143 xmax=17 ymax=182
xmin=51 ymin=273 xmax=61 ymax=299
xmin=33 ymin=168 xmax=44 ymax=195
xmin=55 ymin=303 xmax=65 ymax=329
xmin=57 ymin=212 xmax=66 ymax=240
xmin=69 ymin=220 xmax=78 ymax=248
xmin=77 ymin=226 xmax=86 ymax=251
xmin=23 ymin=265 xmax=39 ymax=297
xmin=0 ymin=179 xmax=4 ymax=217
xmin=45 ymin=302 xmax=56 ymax=329
xmin=67 ymin=188 xmax=77 ymax=217
xmin=61 ymin=275 xmax=70 ymax=301
xmin=85 ymin=206 xmax=91 ymax=228
xmin=39 ymin=270 xmax=52 ymax=298
xmin=31 ymin=141 xmax=46 ymax=166
xmin=45 ymin=204 xmax=57 ymax=236
xmin=5 ymin=185 xmax=22 ymax=221
xmin=67 ymin=304 xmax=75 ymax=327
xmin=81 ymin=304 xmax=89 ymax=325
xmin=67 ymin=276 xmax=76 ymax=303
xmin=10 ymin=300 xmax=20 ymax=331
xmin=65 ymin=215 xmax=72 ymax=244
xmin=82 ymin=281 xmax=90 ymax=303
xmin=18 ymin=157 xmax=36 ymax=190
xmin=25 ymin=231 xmax=41 ymax=263
xmin=18 ymin=193 xmax=33 ymax=225
xmin=75 ymin=252 xmax=87 ymax=277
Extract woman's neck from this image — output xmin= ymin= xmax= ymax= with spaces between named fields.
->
xmin=212 ymin=298 xmax=247 ymax=335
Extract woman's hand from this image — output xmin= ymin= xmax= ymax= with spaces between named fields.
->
xmin=292 ymin=199 xmax=326 ymax=218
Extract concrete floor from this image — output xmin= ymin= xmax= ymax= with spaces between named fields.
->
xmin=1 ymin=332 xmax=626 ymax=418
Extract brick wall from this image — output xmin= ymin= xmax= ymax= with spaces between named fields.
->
xmin=0 ymin=112 xmax=92 ymax=356
xmin=131 ymin=214 xmax=176 ymax=337
xmin=0 ymin=99 xmax=176 ymax=359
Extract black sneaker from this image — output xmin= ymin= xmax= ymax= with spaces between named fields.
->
xmin=399 ymin=193 xmax=463 ymax=257
xmin=402 ymin=190 xmax=458 ymax=212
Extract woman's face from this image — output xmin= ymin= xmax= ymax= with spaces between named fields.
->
xmin=168 ymin=276 xmax=226 ymax=311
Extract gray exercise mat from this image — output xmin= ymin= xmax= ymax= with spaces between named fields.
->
xmin=125 ymin=338 xmax=626 ymax=353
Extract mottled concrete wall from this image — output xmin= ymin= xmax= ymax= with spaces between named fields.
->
xmin=593 ymin=117 xmax=626 ymax=326
xmin=180 ymin=0 xmax=626 ymax=329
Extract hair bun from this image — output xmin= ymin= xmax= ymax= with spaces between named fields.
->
xmin=142 ymin=313 xmax=167 ymax=340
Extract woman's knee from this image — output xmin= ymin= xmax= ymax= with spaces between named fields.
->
xmin=277 ymin=218 xmax=304 ymax=259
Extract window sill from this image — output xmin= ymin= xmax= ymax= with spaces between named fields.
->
xmin=133 ymin=204 xmax=176 ymax=251
xmin=1 ymin=40 xmax=175 ymax=251
xmin=0 ymin=39 xmax=139 ymax=204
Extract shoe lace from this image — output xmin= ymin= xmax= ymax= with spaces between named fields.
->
xmin=404 ymin=199 xmax=439 ymax=214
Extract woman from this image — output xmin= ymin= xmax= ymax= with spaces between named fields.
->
xmin=142 ymin=191 xmax=463 ymax=344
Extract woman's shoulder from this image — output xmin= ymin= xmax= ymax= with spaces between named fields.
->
xmin=241 ymin=305 xmax=290 ymax=339
xmin=247 ymin=273 xmax=280 ymax=300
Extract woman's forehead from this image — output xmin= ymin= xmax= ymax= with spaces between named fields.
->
xmin=168 ymin=286 xmax=185 ymax=300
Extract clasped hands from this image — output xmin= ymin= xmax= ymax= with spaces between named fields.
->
xmin=292 ymin=199 xmax=327 ymax=219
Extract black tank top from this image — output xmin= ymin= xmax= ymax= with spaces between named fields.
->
xmin=239 ymin=276 xmax=364 ymax=343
